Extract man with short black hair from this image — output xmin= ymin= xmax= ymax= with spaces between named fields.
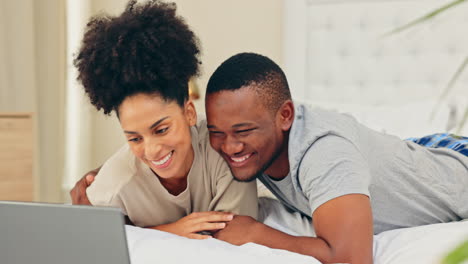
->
xmin=204 ymin=52 xmax=468 ymax=264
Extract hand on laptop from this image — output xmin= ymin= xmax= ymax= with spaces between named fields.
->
xmin=70 ymin=167 xmax=101 ymax=205
xmin=151 ymin=211 xmax=234 ymax=239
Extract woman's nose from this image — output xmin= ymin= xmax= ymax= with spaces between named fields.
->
xmin=144 ymin=138 xmax=163 ymax=160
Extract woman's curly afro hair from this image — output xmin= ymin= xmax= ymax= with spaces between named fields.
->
xmin=74 ymin=0 xmax=201 ymax=115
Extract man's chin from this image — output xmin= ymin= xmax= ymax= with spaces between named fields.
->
xmin=233 ymin=175 xmax=257 ymax=182
xmin=231 ymin=169 xmax=262 ymax=182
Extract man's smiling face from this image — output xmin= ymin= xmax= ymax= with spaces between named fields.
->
xmin=206 ymin=86 xmax=287 ymax=182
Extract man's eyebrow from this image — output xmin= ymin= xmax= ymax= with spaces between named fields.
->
xmin=207 ymin=123 xmax=253 ymax=129
xmin=124 ymin=116 xmax=169 ymax=134
xmin=232 ymin=123 xmax=254 ymax=128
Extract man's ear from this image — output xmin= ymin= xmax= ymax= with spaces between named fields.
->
xmin=277 ymin=100 xmax=294 ymax=131
xmin=185 ymin=100 xmax=197 ymax=126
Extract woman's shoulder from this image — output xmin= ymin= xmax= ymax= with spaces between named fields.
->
xmin=190 ymin=118 xmax=229 ymax=179
xmin=87 ymin=144 xmax=141 ymax=204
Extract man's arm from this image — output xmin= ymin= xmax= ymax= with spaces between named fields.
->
xmin=214 ymin=194 xmax=373 ymax=264
xmin=69 ymin=166 xmax=100 ymax=205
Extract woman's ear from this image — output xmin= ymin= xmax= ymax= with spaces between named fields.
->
xmin=277 ymin=100 xmax=294 ymax=131
xmin=184 ymin=100 xmax=197 ymax=126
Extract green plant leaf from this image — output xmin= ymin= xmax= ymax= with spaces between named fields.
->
xmin=442 ymin=239 xmax=468 ymax=264
xmin=431 ymin=56 xmax=468 ymax=122
xmin=383 ymin=0 xmax=467 ymax=37
xmin=440 ymin=56 xmax=468 ymax=100
xmin=431 ymin=56 xmax=468 ymax=121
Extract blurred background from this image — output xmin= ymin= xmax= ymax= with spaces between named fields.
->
xmin=0 ymin=0 xmax=467 ymax=203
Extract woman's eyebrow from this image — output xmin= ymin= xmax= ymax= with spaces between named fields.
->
xmin=149 ymin=116 xmax=169 ymax=129
xmin=124 ymin=116 xmax=169 ymax=134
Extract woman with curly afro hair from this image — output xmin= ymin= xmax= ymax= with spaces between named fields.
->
xmin=71 ymin=0 xmax=258 ymax=239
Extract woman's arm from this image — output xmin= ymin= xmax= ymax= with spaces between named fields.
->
xmin=149 ymin=211 xmax=234 ymax=239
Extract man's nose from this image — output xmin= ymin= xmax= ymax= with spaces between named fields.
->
xmin=221 ymin=136 xmax=243 ymax=155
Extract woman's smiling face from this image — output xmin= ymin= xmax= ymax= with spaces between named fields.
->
xmin=118 ymin=93 xmax=196 ymax=180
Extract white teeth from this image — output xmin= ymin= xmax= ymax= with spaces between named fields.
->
xmin=152 ymin=151 xmax=173 ymax=166
xmin=231 ymin=153 xmax=251 ymax=163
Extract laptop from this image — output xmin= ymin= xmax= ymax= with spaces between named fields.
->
xmin=0 ymin=201 xmax=130 ymax=264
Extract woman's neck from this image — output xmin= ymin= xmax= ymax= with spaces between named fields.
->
xmin=155 ymin=146 xmax=194 ymax=196
xmin=158 ymin=176 xmax=188 ymax=196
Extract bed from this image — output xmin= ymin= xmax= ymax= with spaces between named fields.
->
xmin=124 ymin=197 xmax=468 ymax=264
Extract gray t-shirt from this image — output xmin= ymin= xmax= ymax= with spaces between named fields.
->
xmin=259 ymin=101 xmax=468 ymax=234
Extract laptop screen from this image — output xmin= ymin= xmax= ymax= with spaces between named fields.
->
xmin=0 ymin=201 xmax=130 ymax=264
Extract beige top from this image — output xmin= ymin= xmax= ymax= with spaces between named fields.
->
xmin=87 ymin=120 xmax=258 ymax=227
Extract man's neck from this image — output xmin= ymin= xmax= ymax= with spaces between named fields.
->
xmin=264 ymin=137 xmax=290 ymax=180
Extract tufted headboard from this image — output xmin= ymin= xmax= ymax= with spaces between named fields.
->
xmin=283 ymin=0 xmax=468 ymax=137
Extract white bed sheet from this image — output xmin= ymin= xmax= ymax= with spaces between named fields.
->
xmin=125 ymin=225 xmax=320 ymax=264
xmin=125 ymin=197 xmax=468 ymax=264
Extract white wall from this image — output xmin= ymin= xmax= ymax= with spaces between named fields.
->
xmin=34 ymin=0 xmax=66 ymax=202
xmin=0 ymin=0 xmax=37 ymax=112
xmin=175 ymin=0 xmax=283 ymax=113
